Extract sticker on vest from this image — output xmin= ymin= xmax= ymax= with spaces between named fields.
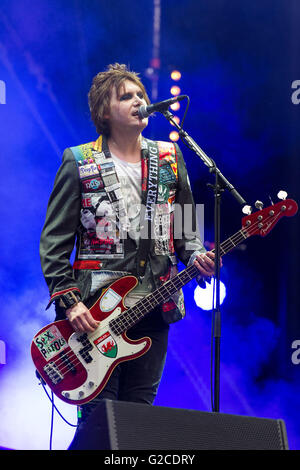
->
xmin=93 ymin=152 xmax=107 ymax=164
xmin=78 ymin=236 xmax=124 ymax=259
xmin=94 ymin=332 xmax=117 ymax=358
xmin=81 ymin=177 xmax=104 ymax=192
xmin=99 ymin=161 xmax=115 ymax=175
xmin=154 ymin=204 xmax=172 ymax=255
xmin=102 ymin=173 xmax=119 ymax=188
xmin=100 ymin=288 xmax=122 ymax=312
xmin=157 ymin=183 xmax=170 ymax=203
xmin=159 ymin=165 xmax=177 ymax=184
xmin=79 ymin=163 xmax=99 ymax=179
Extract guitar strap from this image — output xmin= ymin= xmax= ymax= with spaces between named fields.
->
xmin=136 ymin=139 xmax=160 ymax=280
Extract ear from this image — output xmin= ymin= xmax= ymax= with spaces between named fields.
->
xmin=103 ymin=110 xmax=110 ymax=119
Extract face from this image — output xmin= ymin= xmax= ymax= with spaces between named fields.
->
xmin=106 ymin=79 xmax=148 ymax=135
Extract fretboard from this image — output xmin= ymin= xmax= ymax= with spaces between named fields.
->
xmin=109 ymin=228 xmax=248 ymax=335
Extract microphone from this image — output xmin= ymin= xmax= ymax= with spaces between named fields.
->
xmin=138 ymin=95 xmax=186 ymax=119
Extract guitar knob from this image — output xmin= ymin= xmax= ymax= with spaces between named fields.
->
xmin=255 ymin=200 xmax=264 ymax=210
xmin=277 ymin=190 xmax=288 ymax=200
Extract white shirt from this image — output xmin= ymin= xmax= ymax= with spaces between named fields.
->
xmin=111 ymin=153 xmax=142 ymax=242
xmin=111 ymin=153 xmax=155 ymax=307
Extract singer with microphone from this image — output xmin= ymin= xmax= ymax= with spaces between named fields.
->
xmin=39 ymin=63 xmax=218 ymax=447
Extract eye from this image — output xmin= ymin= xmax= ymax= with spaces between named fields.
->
xmin=120 ymin=93 xmax=132 ymax=101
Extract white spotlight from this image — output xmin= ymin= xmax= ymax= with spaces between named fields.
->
xmin=194 ymin=280 xmax=226 ymax=311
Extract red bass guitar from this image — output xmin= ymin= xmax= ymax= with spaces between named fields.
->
xmin=31 ymin=198 xmax=298 ymax=405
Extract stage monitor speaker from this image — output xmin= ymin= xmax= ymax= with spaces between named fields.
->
xmin=69 ymin=399 xmax=289 ymax=450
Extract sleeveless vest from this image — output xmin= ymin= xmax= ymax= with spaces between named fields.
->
xmin=69 ymin=134 xmax=185 ymax=322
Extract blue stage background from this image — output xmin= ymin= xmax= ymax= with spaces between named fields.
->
xmin=0 ymin=0 xmax=299 ymax=450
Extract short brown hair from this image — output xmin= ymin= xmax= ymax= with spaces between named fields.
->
xmin=88 ymin=63 xmax=150 ymax=136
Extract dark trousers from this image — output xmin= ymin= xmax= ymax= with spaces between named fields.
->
xmin=68 ymin=307 xmax=169 ymax=448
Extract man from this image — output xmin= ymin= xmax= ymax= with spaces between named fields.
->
xmin=40 ymin=63 xmax=217 ymax=433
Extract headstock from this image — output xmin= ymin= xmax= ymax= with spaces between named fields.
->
xmin=241 ymin=193 xmax=298 ymax=238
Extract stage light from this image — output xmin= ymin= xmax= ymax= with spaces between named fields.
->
xmin=194 ymin=280 xmax=226 ymax=311
xmin=171 ymin=70 xmax=181 ymax=81
xmin=170 ymin=85 xmax=181 ymax=96
xmin=170 ymin=101 xmax=180 ymax=111
xmin=169 ymin=131 xmax=179 ymax=142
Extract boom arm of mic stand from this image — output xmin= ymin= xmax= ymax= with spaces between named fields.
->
xmin=162 ymin=111 xmax=247 ymax=206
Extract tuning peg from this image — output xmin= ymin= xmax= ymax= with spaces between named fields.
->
xmin=242 ymin=205 xmax=252 ymax=215
xmin=255 ymin=200 xmax=264 ymax=210
xmin=277 ymin=190 xmax=288 ymax=200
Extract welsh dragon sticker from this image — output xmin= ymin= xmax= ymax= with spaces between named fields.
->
xmin=94 ymin=332 xmax=117 ymax=358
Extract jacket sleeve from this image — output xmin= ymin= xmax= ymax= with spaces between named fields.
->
xmin=39 ymin=148 xmax=82 ymax=307
xmin=173 ymin=143 xmax=206 ymax=266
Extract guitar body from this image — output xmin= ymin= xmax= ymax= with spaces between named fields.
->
xmin=31 ymin=276 xmax=151 ymax=405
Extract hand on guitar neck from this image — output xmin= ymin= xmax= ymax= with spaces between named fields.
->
xmin=193 ymin=250 xmax=223 ymax=278
xmin=66 ymin=302 xmax=100 ymax=333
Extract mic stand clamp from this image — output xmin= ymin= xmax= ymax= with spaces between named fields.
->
xmin=162 ymin=110 xmax=247 ymax=413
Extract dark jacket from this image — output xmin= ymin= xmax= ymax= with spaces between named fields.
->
xmin=40 ymin=135 xmax=205 ymax=323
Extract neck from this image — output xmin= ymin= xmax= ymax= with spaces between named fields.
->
xmin=107 ymin=130 xmax=142 ymax=163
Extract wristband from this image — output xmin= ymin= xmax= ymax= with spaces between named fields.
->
xmin=58 ymin=290 xmax=81 ymax=309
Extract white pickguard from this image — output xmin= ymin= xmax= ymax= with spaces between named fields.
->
xmin=62 ymin=307 xmax=148 ymax=402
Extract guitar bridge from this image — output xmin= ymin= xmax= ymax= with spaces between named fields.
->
xmin=43 ymin=361 xmax=63 ymax=384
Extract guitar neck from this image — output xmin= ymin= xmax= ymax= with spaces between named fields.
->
xmin=110 ymin=228 xmax=248 ymax=335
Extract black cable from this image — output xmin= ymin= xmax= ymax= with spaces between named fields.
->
xmin=179 ymin=95 xmax=190 ymax=128
xmin=50 ymin=391 xmax=54 ymax=450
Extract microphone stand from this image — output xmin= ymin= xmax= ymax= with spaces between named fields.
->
xmin=162 ymin=110 xmax=247 ymax=413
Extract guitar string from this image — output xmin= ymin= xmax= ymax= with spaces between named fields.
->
xmin=41 ymin=208 xmax=284 ymax=381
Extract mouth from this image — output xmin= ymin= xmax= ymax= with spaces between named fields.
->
xmin=132 ymin=110 xmax=140 ymax=117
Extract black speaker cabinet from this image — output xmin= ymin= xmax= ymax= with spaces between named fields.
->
xmin=69 ymin=399 xmax=289 ymax=450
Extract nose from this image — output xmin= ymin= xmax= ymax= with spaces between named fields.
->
xmin=134 ymin=94 xmax=144 ymax=106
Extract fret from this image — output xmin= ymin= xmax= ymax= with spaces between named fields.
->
xmin=214 ymin=230 xmax=247 ymax=257
xmin=221 ymin=236 xmax=236 ymax=254
xmin=151 ymin=289 xmax=166 ymax=303
xmin=131 ymin=303 xmax=145 ymax=318
xmin=161 ymin=282 xmax=174 ymax=295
